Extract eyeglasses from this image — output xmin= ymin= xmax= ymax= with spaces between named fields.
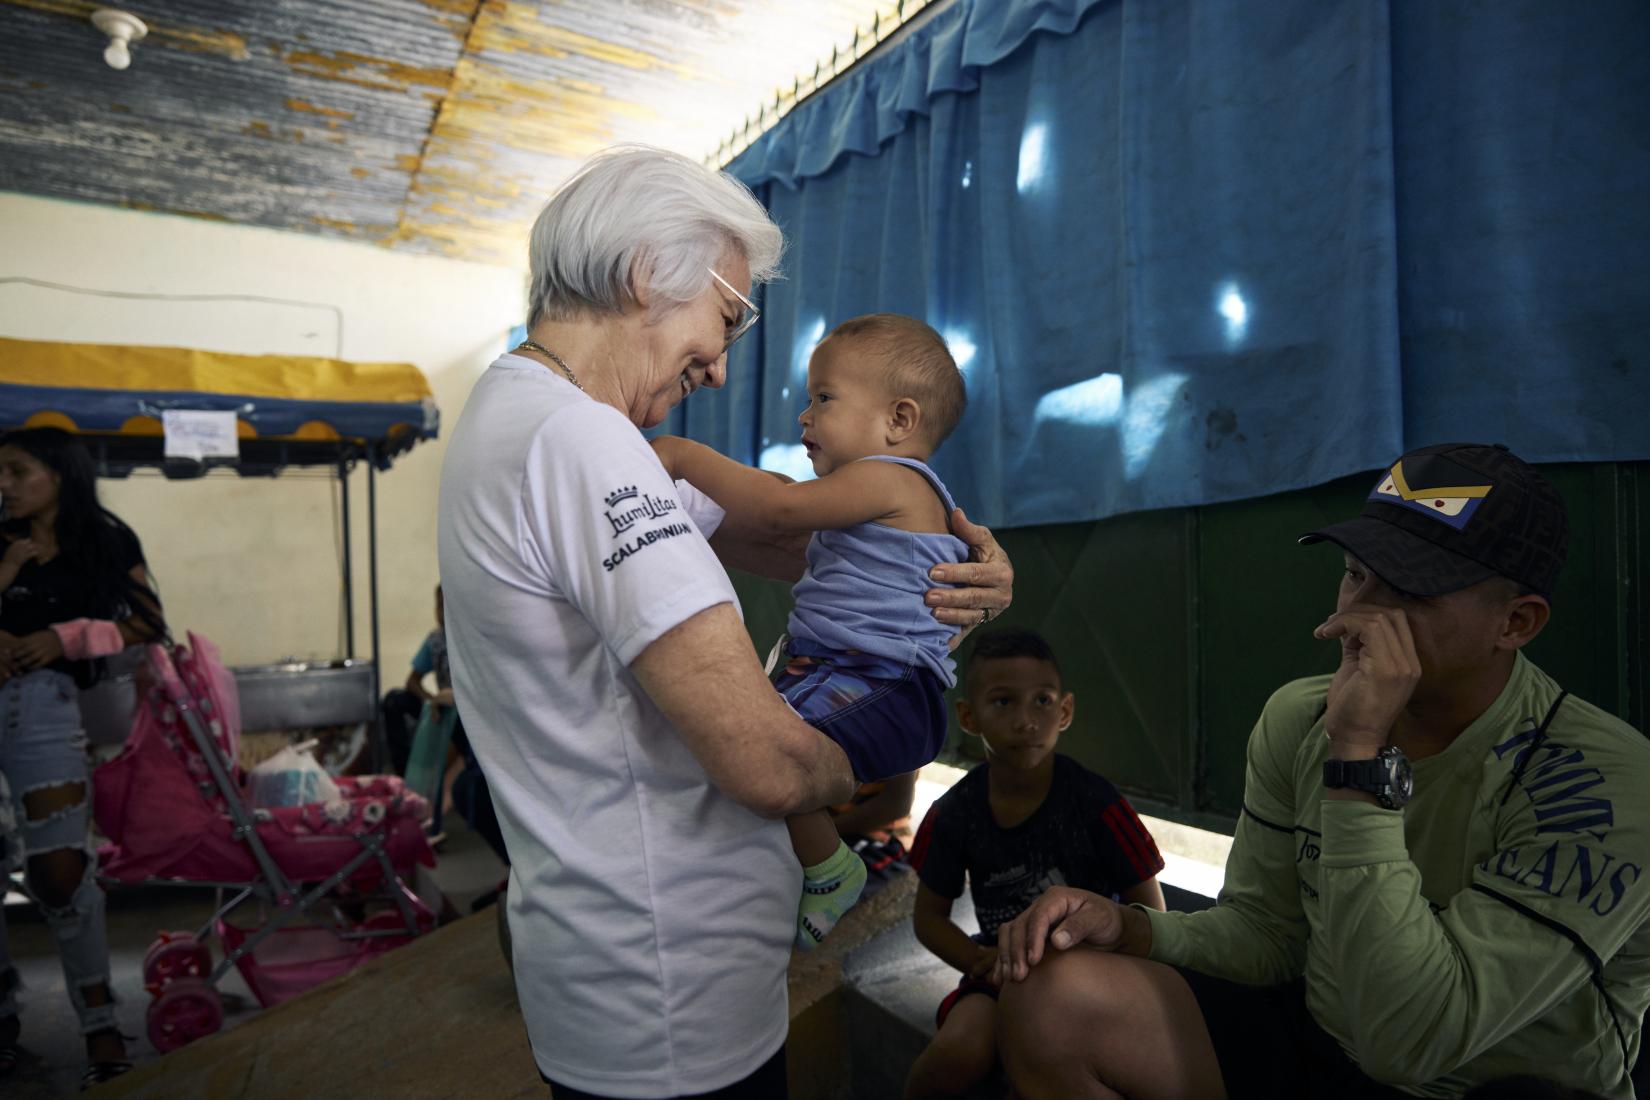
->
xmin=707 ymin=267 xmax=760 ymax=353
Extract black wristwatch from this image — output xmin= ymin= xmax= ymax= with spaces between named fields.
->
xmin=1323 ymin=745 xmax=1413 ymax=810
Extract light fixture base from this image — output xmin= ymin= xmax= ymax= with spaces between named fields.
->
xmin=91 ymin=8 xmax=148 ymax=44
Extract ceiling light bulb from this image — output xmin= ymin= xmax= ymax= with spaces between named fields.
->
xmin=91 ymin=8 xmax=147 ymax=72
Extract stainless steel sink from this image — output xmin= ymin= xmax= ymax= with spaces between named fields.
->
xmin=232 ymin=659 xmax=377 ymax=731
xmin=79 ymin=653 xmax=377 ymax=753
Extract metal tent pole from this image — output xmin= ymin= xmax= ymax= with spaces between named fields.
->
xmin=339 ymin=455 xmax=354 ymax=657
xmin=367 ymin=444 xmax=385 ymax=774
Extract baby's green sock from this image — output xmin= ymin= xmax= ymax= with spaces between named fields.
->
xmin=796 ymin=841 xmax=868 ymax=951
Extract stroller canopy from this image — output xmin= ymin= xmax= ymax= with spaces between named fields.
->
xmin=0 ymin=337 xmax=437 ymax=473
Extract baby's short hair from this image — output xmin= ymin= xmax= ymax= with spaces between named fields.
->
xmin=825 ymin=313 xmax=967 ymax=450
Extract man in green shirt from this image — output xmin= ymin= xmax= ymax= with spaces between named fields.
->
xmin=991 ymin=443 xmax=1650 ymax=1099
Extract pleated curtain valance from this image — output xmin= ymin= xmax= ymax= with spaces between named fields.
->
xmin=658 ymin=0 xmax=1650 ymax=529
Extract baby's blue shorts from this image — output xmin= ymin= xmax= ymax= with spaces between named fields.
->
xmin=774 ymin=651 xmax=948 ymax=783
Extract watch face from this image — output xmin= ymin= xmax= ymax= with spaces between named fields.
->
xmin=1380 ymin=748 xmax=1414 ymax=808
xmin=1393 ymin=767 xmax=1414 ymax=801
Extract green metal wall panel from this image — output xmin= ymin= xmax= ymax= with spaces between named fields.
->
xmin=727 ymin=461 xmax=1648 ymax=834
xmin=989 ymin=513 xmax=1194 ymax=809
xmin=1519 ymin=465 xmax=1624 ymax=715
xmin=1193 ymin=473 xmax=1367 ymax=821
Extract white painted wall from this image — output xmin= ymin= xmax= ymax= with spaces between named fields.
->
xmin=0 ymin=192 xmax=526 ymax=679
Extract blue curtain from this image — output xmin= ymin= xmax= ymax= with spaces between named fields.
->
xmin=664 ymin=0 xmax=1650 ymax=528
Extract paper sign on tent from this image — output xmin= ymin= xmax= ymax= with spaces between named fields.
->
xmin=162 ymin=410 xmax=239 ymax=461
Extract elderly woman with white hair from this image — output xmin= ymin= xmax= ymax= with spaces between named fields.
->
xmin=438 ymin=145 xmax=1012 ymax=1100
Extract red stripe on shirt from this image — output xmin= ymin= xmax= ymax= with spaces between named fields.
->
xmin=1123 ymin=801 xmax=1166 ymax=877
xmin=908 ymin=806 xmax=940 ymax=873
xmin=1118 ymin=797 xmax=1165 ymax=871
xmin=1103 ymin=800 xmax=1164 ymax=883
xmin=1101 ymin=802 xmax=1149 ymax=878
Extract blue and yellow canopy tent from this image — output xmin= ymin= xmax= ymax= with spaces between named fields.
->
xmin=0 ymin=336 xmax=441 ymax=770
xmin=0 ymin=336 xmax=436 ymax=473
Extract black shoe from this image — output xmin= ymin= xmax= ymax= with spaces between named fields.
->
xmin=81 ymin=1060 xmax=134 ymax=1090
xmin=0 ymin=1012 xmax=27 ymax=1079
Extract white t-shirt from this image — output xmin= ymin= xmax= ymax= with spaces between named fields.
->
xmin=672 ymin=478 xmax=725 ymax=540
xmin=437 ymin=354 xmax=796 ymax=1097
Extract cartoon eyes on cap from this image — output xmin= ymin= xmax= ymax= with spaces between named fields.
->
xmin=1423 ymin=496 xmax=1473 ymax=516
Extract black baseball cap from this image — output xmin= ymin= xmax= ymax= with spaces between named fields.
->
xmin=1299 ymin=443 xmax=1568 ymax=599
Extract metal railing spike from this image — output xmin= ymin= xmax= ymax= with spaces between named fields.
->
xmin=713 ymin=0 xmax=932 ymax=166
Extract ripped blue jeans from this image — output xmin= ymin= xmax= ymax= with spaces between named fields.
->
xmin=0 ymin=669 xmax=116 ymax=1035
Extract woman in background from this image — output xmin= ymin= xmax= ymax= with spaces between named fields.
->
xmin=0 ymin=427 xmax=165 ymax=1088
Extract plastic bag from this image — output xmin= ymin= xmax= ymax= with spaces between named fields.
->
xmin=403 ymin=702 xmax=458 ymax=819
xmin=246 ymin=742 xmax=341 ymax=809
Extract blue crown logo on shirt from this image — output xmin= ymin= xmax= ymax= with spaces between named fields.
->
xmin=604 ymin=486 xmax=639 ymax=508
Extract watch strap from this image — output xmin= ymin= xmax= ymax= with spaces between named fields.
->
xmin=1323 ymin=756 xmax=1388 ymax=790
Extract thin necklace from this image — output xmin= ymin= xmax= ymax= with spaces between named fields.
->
xmin=517 ymin=339 xmax=584 ymax=392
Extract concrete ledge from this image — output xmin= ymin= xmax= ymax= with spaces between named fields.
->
xmin=97 ymin=909 xmax=539 ymax=1099
xmin=93 ymin=874 xmax=1218 ymax=1099
xmin=94 ymin=874 xmax=927 ymax=1100
xmin=786 ymin=870 xmax=924 ymax=1100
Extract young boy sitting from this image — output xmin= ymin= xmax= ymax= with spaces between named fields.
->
xmin=651 ymin=313 xmax=969 ymax=950
xmin=903 ymin=628 xmax=1166 ymax=1099
xmin=381 ymin=584 xmax=452 ymax=777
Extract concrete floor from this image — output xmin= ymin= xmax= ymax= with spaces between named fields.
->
xmin=73 ymin=849 xmax=929 ymax=1100
xmin=7 ymin=834 xmax=1212 ymax=1100
xmin=2 ymin=821 xmax=507 ymax=1099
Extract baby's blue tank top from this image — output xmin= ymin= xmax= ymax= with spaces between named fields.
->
xmin=786 ymin=456 xmax=970 ymax=687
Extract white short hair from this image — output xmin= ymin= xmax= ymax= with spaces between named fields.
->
xmin=526 ymin=145 xmax=784 ymax=326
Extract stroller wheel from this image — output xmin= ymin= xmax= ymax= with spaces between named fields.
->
xmin=147 ymin=979 xmax=224 ymax=1052
xmin=143 ymin=933 xmax=211 ymax=991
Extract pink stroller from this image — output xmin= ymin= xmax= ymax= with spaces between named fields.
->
xmin=93 ymin=634 xmax=437 ymax=1051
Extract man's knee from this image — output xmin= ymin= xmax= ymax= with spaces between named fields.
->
xmin=998 ymin=952 xmax=1175 ymax=1082
xmin=997 ymin=949 xmax=1117 ymax=1091
xmin=1000 ymin=948 xmax=1133 ymax=1037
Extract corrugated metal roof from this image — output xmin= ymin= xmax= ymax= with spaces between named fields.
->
xmin=0 ymin=0 xmax=880 ymax=264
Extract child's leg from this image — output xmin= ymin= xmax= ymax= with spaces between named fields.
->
xmin=789 ymin=809 xmax=867 ymax=951
xmin=774 ymin=659 xmax=870 ymax=951
xmin=787 ymin=806 xmax=843 ymax=866
xmin=904 ymin=993 xmax=998 ymax=1100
